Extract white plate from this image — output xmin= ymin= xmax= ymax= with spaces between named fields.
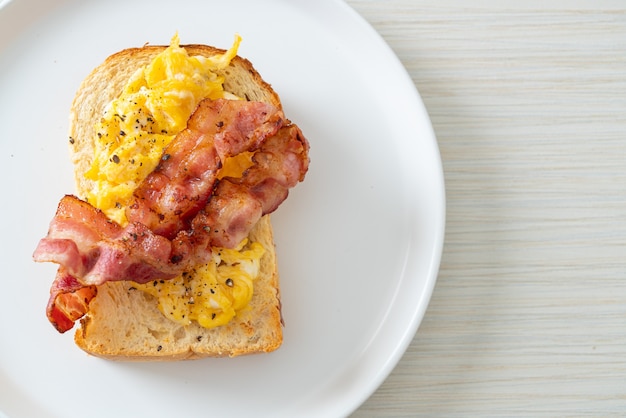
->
xmin=0 ymin=0 xmax=445 ymax=416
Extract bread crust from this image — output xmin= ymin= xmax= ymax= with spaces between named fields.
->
xmin=70 ymin=43 xmax=283 ymax=360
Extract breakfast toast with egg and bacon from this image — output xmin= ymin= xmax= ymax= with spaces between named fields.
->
xmin=33 ymin=35 xmax=309 ymax=360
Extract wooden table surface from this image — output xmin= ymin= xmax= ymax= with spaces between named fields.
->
xmin=346 ymin=1 xmax=626 ymax=416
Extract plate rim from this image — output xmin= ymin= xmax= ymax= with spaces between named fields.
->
xmin=0 ymin=0 xmax=445 ymax=416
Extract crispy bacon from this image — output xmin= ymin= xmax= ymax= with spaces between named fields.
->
xmin=168 ymin=124 xmax=310 ymax=257
xmin=195 ymin=124 xmax=310 ymax=248
xmin=33 ymin=98 xmax=310 ymax=332
xmin=34 ymin=195 xmax=184 ymax=332
xmin=33 ymin=195 xmax=180 ymax=286
xmin=46 ymin=270 xmax=97 ymax=333
xmin=127 ymin=99 xmax=284 ymax=240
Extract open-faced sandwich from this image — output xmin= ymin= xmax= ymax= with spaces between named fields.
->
xmin=32 ymin=34 xmax=310 ymax=360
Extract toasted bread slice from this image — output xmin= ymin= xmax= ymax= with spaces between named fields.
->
xmin=69 ymin=44 xmax=283 ymax=360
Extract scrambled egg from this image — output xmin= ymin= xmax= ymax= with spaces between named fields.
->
xmin=84 ymin=34 xmax=265 ymax=329
xmin=136 ymin=240 xmax=264 ymax=328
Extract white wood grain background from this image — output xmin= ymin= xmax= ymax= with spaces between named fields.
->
xmin=346 ymin=1 xmax=626 ymax=416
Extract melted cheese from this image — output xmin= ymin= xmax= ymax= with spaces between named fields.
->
xmin=84 ymin=34 xmax=264 ymax=329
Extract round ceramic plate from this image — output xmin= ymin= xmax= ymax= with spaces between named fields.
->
xmin=0 ymin=0 xmax=445 ymax=416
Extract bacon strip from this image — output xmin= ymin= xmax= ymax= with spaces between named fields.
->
xmin=33 ymin=99 xmax=309 ymax=332
xmin=33 ymin=195 xmax=179 ymax=286
xmin=168 ymin=124 xmax=309 ymax=257
xmin=127 ymin=98 xmax=284 ymax=239
xmin=193 ymin=124 xmax=310 ymax=248
xmin=46 ymin=270 xmax=97 ymax=333
xmin=34 ymin=195 xmax=184 ymax=332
